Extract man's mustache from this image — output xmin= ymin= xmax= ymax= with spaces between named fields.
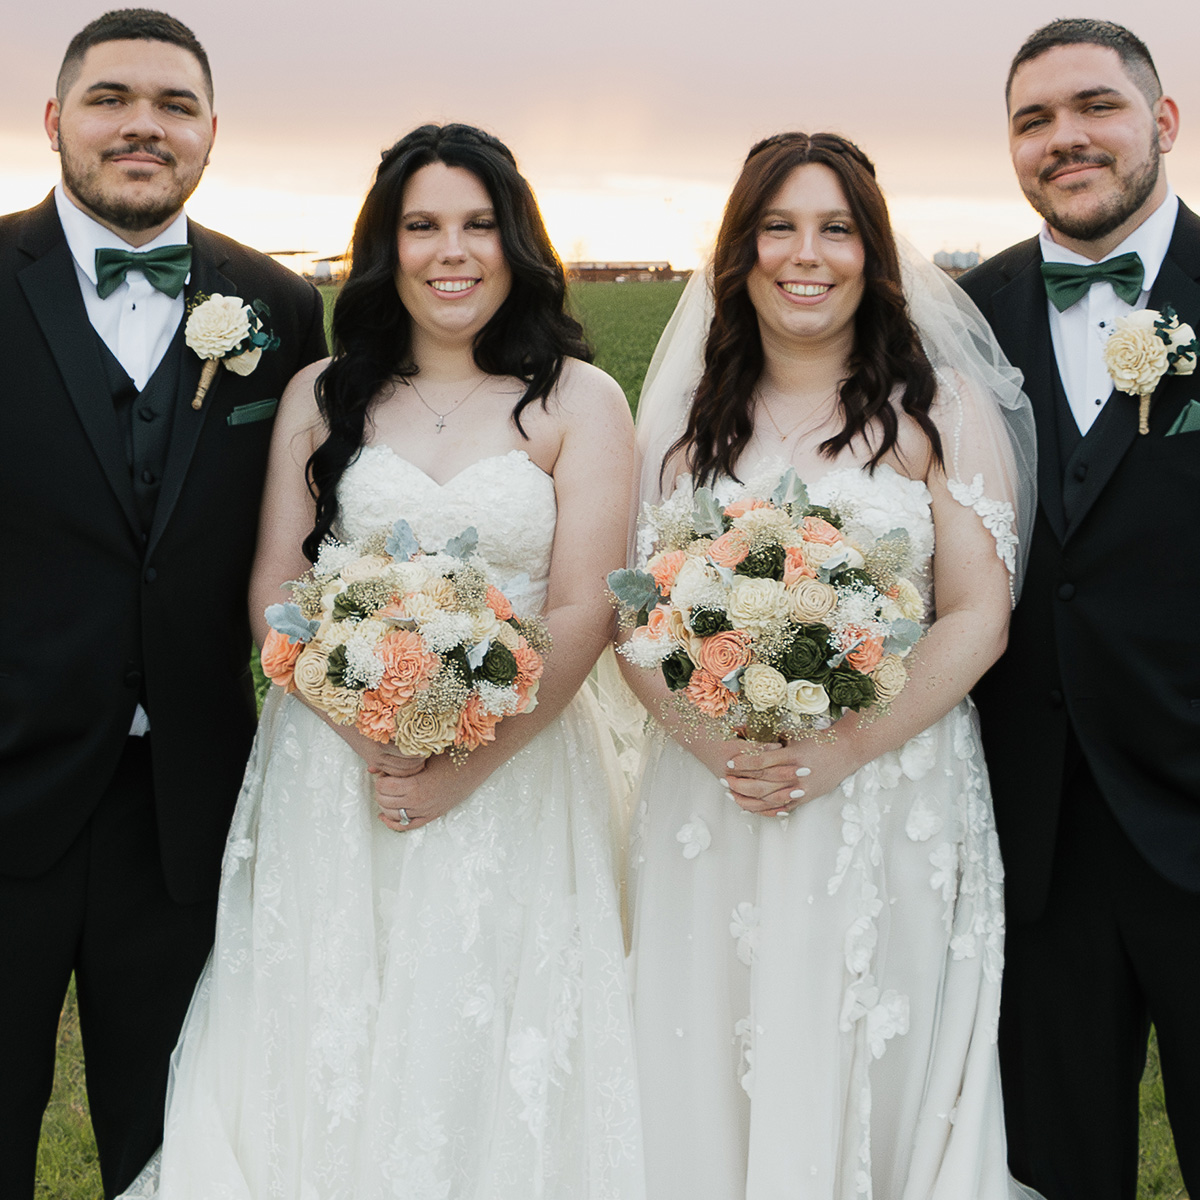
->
xmin=1040 ymin=153 xmax=1115 ymax=183
xmin=101 ymin=144 xmax=176 ymax=166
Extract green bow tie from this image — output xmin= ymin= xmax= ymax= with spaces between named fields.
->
xmin=94 ymin=244 xmax=192 ymax=300
xmin=1040 ymin=251 xmax=1145 ymax=311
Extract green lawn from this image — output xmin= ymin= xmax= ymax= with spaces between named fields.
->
xmin=568 ymin=279 xmax=686 ymax=409
xmin=39 ymin=280 xmax=1188 ymax=1199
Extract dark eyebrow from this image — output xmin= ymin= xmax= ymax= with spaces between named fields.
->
xmin=1011 ymin=86 xmax=1125 ymax=125
xmin=83 ymin=81 xmax=201 ymax=104
xmin=400 ymin=207 xmax=497 ymax=221
xmin=761 ymin=207 xmax=854 ymax=220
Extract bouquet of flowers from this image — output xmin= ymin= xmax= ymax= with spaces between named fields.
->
xmin=260 ymin=520 xmax=549 ymax=760
xmin=609 ymin=469 xmax=923 ymax=742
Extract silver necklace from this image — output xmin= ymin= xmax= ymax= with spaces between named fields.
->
xmin=407 ymin=374 xmax=490 ymax=433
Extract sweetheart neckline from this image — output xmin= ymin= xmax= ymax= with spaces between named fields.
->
xmin=355 ymin=444 xmax=554 ymax=490
xmin=671 ymin=460 xmax=933 ymax=503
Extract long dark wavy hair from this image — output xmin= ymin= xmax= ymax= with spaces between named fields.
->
xmin=303 ymin=123 xmax=591 ymax=560
xmin=670 ymin=131 xmax=942 ymax=488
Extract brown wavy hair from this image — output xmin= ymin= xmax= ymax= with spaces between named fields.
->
xmin=670 ymin=131 xmax=942 ymax=488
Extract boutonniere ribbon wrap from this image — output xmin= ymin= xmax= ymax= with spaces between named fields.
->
xmin=184 ymin=293 xmax=281 ymax=410
xmin=1103 ymin=305 xmax=1198 ymax=434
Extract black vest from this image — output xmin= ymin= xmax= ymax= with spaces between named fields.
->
xmin=94 ymin=324 xmax=181 ymax=537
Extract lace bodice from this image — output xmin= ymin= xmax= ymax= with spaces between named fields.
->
xmin=337 ymin=445 xmax=558 ymax=612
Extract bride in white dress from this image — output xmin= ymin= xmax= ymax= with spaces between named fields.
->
xmin=622 ymin=133 xmax=1041 ymax=1199
xmin=121 ymin=124 xmax=644 ymax=1199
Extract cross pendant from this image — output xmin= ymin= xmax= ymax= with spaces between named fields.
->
xmin=435 ymin=416 xmax=446 ymax=433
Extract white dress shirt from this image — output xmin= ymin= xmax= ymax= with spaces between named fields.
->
xmin=1040 ymin=187 xmax=1179 ymax=434
xmin=54 ymin=183 xmax=189 ymax=391
xmin=55 ymin=185 xmax=192 ymax=735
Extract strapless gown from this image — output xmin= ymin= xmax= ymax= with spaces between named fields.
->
xmin=628 ymin=462 xmax=1039 ymax=1200
xmin=121 ymin=446 xmax=644 ymax=1199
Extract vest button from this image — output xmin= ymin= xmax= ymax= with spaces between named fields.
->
xmin=144 ymin=567 xmax=157 ymax=584
xmin=138 ymin=406 xmax=156 ymax=422
xmin=124 ymin=669 xmax=142 ymax=688
xmin=1057 ymin=583 xmax=1075 ymax=601
xmin=1049 ymin=689 xmax=1064 ymax=709
xmin=1074 ymin=463 xmax=1087 ymax=481
xmin=141 ymin=469 xmax=157 ymax=485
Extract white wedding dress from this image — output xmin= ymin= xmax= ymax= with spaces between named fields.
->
xmin=121 ymin=445 xmax=644 ymax=1200
xmin=628 ymin=460 xmax=1038 ymax=1200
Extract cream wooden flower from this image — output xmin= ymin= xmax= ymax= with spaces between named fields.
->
xmin=1104 ymin=309 xmax=1169 ymax=397
xmin=184 ymin=293 xmax=266 ymax=408
xmin=185 ymin=293 xmax=251 ymax=358
xmin=1104 ymin=307 xmax=1199 ymax=433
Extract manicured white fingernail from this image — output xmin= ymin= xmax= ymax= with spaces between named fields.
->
xmin=724 ymin=791 xmax=735 ymax=803
xmin=795 ymin=767 xmax=811 ymax=777
xmin=790 ymin=789 xmax=805 ymax=799
xmin=775 ymin=810 xmax=789 ymax=818
xmin=727 ymin=760 xmax=736 ymax=769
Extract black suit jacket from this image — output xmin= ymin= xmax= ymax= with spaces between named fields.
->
xmin=960 ymin=203 xmax=1200 ymax=921
xmin=0 ymin=193 xmax=327 ymax=904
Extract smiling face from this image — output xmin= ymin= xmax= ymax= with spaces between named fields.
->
xmin=394 ymin=162 xmax=512 ymax=351
xmin=45 ymin=38 xmax=216 ymax=245
xmin=745 ymin=162 xmax=866 ymax=354
xmin=1008 ymin=43 xmax=1178 ymax=256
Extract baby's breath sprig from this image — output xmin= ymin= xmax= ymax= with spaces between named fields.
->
xmin=451 ymin=566 xmax=488 ymax=609
xmin=416 ymin=667 xmax=470 ymax=717
xmin=512 ymin=616 xmax=552 ymax=657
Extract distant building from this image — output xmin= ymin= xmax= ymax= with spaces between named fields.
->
xmin=310 ymin=253 xmax=348 ymax=285
xmin=566 ymin=261 xmax=690 ymax=283
xmin=933 ymin=249 xmax=982 ymax=279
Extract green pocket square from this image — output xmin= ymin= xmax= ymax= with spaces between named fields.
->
xmin=1166 ymin=399 xmax=1200 ymax=436
xmin=226 ymin=398 xmax=279 ymax=426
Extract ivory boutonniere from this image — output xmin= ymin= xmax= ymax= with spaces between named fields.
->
xmin=184 ymin=293 xmax=280 ymax=410
xmin=1103 ymin=304 xmax=1198 ymax=434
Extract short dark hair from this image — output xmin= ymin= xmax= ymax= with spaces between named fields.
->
xmin=1006 ymin=18 xmax=1161 ymax=109
xmin=57 ymin=9 xmax=212 ymax=102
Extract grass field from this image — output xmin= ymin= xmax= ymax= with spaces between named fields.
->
xmin=37 ymin=281 xmax=1187 ymax=1199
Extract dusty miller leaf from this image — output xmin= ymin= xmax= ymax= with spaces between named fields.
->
xmin=444 ymin=526 xmax=479 ymax=559
xmin=264 ymin=602 xmax=319 ymax=644
xmin=691 ymin=488 xmax=726 ymax=537
xmin=607 ymin=568 xmax=661 ymax=615
xmin=386 ymin=518 xmax=420 ymax=561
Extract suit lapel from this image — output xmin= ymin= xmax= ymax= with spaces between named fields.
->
xmin=986 ymin=252 xmax=1068 ymax=543
xmin=1062 ymin=206 xmax=1200 ymax=540
xmin=16 ymin=199 xmax=141 ymax=537
xmin=146 ymin=225 xmax=235 ymax=556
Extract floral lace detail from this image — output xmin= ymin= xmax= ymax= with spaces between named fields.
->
xmin=378 ymin=1109 xmax=452 ymax=1200
xmin=733 ymin=1015 xmax=757 ymax=1097
xmin=729 ymin=901 xmax=760 ymax=966
xmin=947 ymin=473 xmax=1018 ymax=584
xmin=676 ymin=815 xmax=711 ymax=858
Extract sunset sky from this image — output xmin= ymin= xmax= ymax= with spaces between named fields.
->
xmin=4 ymin=0 xmax=1198 ymax=269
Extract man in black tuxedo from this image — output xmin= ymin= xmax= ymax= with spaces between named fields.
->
xmin=0 ymin=10 xmax=326 ymax=1196
xmin=960 ymin=19 xmax=1200 ymax=1200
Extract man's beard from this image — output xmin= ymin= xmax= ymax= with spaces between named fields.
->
xmin=58 ymin=133 xmax=205 ymax=233
xmin=1028 ymin=134 xmax=1161 ymax=243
